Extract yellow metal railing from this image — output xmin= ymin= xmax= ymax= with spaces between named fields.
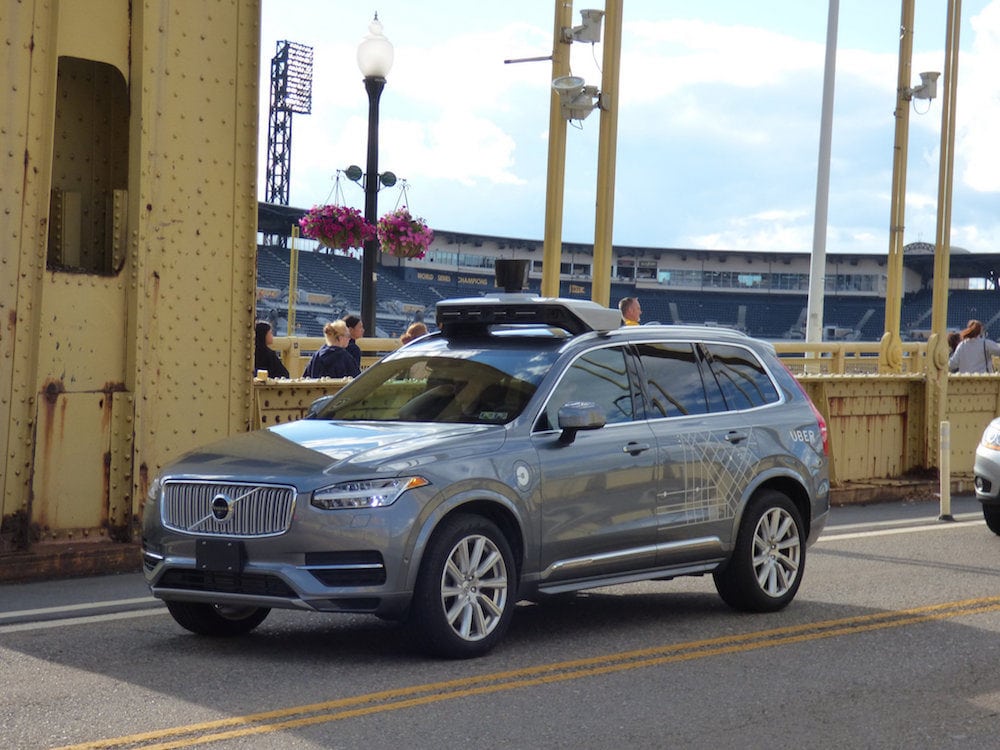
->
xmin=773 ymin=341 xmax=927 ymax=375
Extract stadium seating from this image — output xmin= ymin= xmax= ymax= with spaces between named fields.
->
xmin=256 ymin=244 xmax=1000 ymax=341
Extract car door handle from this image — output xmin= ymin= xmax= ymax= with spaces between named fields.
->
xmin=623 ymin=442 xmax=651 ymax=455
xmin=725 ymin=431 xmax=748 ymax=444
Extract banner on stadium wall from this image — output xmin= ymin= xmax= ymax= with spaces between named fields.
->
xmin=408 ymin=268 xmax=495 ymax=289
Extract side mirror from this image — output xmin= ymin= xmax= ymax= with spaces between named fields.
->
xmin=305 ymin=394 xmax=335 ymax=419
xmin=557 ymin=401 xmax=606 ymax=444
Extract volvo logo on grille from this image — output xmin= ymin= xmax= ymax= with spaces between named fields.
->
xmin=211 ymin=493 xmax=234 ymax=522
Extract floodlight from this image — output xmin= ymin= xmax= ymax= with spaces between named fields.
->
xmin=562 ymin=9 xmax=605 ymax=44
xmin=553 ymin=77 xmax=601 ymax=121
xmin=552 ymin=75 xmax=585 ymax=100
xmin=907 ymin=71 xmax=940 ymax=101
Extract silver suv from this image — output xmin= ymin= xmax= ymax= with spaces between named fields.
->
xmin=142 ymin=296 xmax=830 ymax=658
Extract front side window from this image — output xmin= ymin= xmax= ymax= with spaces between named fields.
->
xmin=539 ymin=346 xmax=635 ymax=430
xmin=703 ymin=344 xmax=779 ymax=410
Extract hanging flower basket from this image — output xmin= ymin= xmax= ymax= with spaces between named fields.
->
xmin=298 ymin=204 xmax=375 ymax=251
xmin=376 ymin=208 xmax=434 ymax=260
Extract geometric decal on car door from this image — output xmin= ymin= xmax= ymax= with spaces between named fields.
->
xmin=655 ymin=428 xmax=756 ymax=524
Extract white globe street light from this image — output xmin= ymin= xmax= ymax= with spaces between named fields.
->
xmin=357 ymin=15 xmax=393 ymax=334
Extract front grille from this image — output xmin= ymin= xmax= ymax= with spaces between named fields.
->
xmin=161 ymin=481 xmax=295 ymax=537
xmin=158 ymin=568 xmax=296 ymax=598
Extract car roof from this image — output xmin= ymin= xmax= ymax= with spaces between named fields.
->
xmin=609 ymin=323 xmax=754 ymax=342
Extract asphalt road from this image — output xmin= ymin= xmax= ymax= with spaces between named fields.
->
xmin=2 ymin=495 xmax=998 ymax=750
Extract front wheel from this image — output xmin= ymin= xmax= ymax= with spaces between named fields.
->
xmin=714 ymin=490 xmax=805 ymax=612
xmin=165 ymin=601 xmax=270 ymax=636
xmin=409 ymin=514 xmax=516 ymax=658
xmin=983 ymin=505 xmax=1000 ymax=535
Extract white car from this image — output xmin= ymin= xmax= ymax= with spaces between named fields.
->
xmin=974 ymin=417 xmax=1000 ymax=534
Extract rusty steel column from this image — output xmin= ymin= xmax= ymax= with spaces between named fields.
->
xmin=1 ymin=0 xmax=261 ymax=580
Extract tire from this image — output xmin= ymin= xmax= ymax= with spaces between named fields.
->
xmin=409 ymin=514 xmax=516 ymax=658
xmin=983 ymin=505 xmax=1000 ymax=536
xmin=165 ymin=601 xmax=270 ymax=636
xmin=714 ymin=490 xmax=805 ymax=612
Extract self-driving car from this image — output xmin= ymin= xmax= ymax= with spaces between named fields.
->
xmin=142 ymin=295 xmax=830 ymax=658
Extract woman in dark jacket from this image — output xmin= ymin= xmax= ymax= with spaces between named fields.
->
xmin=303 ymin=319 xmax=361 ymax=379
xmin=254 ymin=321 xmax=289 ymax=378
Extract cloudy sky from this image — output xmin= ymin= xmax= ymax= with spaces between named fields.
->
xmin=258 ymin=1 xmax=1000 ymax=256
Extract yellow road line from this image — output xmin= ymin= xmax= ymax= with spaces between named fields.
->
xmin=55 ymin=595 xmax=1000 ymax=750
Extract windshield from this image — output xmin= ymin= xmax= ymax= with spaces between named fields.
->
xmin=314 ymin=335 xmax=563 ymax=425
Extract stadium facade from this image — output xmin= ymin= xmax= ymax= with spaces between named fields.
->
xmin=257 ymin=203 xmax=1000 ymax=343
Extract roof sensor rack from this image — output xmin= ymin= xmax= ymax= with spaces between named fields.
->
xmin=436 ymin=295 xmax=621 ymax=337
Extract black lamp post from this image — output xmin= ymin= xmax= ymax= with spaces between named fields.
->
xmin=357 ymin=15 xmax=394 ymax=335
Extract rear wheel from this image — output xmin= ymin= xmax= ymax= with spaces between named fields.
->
xmin=714 ymin=490 xmax=804 ymax=612
xmin=983 ymin=505 xmax=1000 ymax=535
xmin=409 ymin=514 xmax=516 ymax=658
xmin=165 ymin=601 xmax=270 ymax=636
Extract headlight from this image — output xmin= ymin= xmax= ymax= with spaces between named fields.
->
xmin=982 ymin=426 xmax=1000 ymax=450
xmin=147 ymin=476 xmax=162 ymax=503
xmin=311 ymin=476 xmax=430 ymax=510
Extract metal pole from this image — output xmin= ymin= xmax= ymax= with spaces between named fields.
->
xmin=541 ymin=0 xmax=573 ymax=298
xmin=928 ymin=0 xmax=961 ymax=485
xmin=361 ymin=76 xmax=386 ymax=334
xmin=288 ymin=225 xmax=299 ymax=336
xmin=805 ymin=0 xmax=839 ymax=346
xmin=930 ymin=0 xmax=961 ymax=341
xmin=591 ymin=0 xmax=622 ymax=309
xmin=879 ymin=0 xmax=914 ymax=373
xmin=939 ymin=421 xmax=953 ymax=520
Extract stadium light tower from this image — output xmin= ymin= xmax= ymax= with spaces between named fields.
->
xmin=264 ymin=41 xmax=313 ymax=249
xmin=357 ymin=15 xmax=394 ymax=335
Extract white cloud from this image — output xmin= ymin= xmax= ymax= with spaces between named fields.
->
xmin=958 ymin=1 xmax=1000 ymax=191
xmin=383 ymin=111 xmax=525 ymax=187
xmin=623 ymin=20 xmax=823 ymax=97
xmin=687 ymin=209 xmax=813 ymax=252
xmin=387 ymin=23 xmax=551 ymax=112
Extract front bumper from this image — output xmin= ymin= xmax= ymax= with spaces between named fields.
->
xmin=142 ymin=549 xmax=413 ymax=619
xmin=973 ymin=444 xmax=1000 ymax=503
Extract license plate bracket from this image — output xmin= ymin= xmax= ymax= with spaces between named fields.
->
xmin=196 ymin=539 xmax=245 ymax=573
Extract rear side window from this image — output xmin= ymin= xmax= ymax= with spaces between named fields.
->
xmin=634 ymin=343 xmax=709 ymax=417
xmin=703 ymin=344 xmax=780 ymax=410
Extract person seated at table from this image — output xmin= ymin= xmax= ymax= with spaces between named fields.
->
xmin=253 ymin=320 xmax=289 ymax=378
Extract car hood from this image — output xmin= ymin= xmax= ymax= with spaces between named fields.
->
xmin=162 ymin=420 xmax=505 ymax=483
